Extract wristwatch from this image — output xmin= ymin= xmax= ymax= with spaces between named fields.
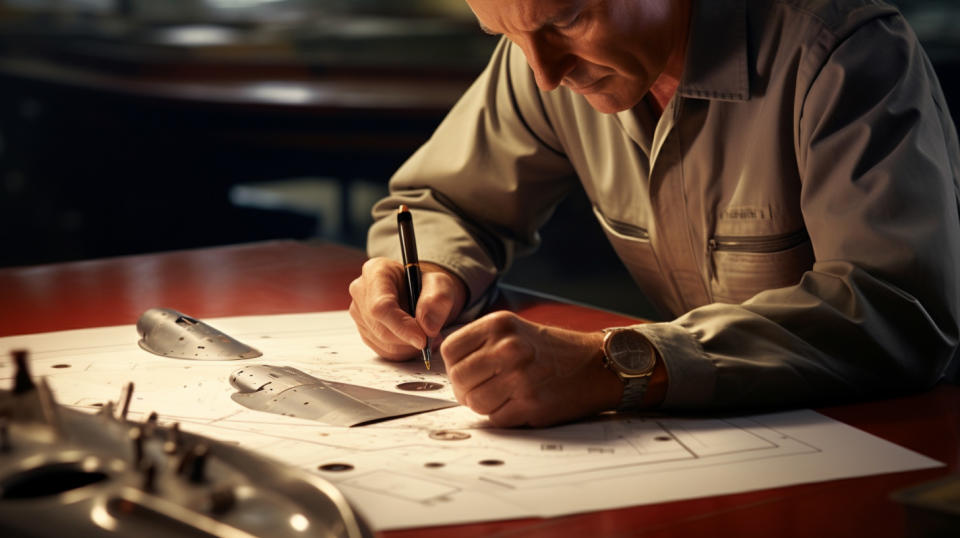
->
xmin=601 ymin=328 xmax=658 ymax=410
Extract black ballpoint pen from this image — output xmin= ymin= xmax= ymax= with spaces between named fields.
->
xmin=397 ymin=205 xmax=432 ymax=370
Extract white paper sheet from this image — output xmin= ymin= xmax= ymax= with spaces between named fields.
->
xmin=0 ymin=311 xmax=943 ymax=530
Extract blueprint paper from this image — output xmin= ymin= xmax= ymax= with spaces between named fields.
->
xmin=0 ymin=311 xmax=944 ymax=530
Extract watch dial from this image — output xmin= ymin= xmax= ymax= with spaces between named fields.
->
xmin=608 ymin=330 xmax=655 ymax=375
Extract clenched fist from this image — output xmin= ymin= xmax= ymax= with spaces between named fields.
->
xmin=440 ymin=311 xmax=624 ymax=427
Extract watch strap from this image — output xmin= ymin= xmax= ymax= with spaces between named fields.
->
xmin=617 ymin=376 xmax=650 ymax=411
xmin=601 ymin=328 xmax=656 ymax=411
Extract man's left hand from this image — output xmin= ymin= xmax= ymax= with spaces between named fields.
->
xmin=440 ymin=311 xmax=624 ymax=427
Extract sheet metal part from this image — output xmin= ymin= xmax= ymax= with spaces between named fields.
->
xmin=230 ymin=365 xmax=458 ymax=427
xmin=0 ymin=350 xmax=372 ymax=538
xmin=136 ymin=307 xmax=262 ymax=360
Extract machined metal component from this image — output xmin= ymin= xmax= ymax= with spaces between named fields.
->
xmin=0 ymin=350 xmax=372 ymax=538
xmin=136 ymin=308 xmax=262 ymax=361
xmin=229 ymin=365 xmax=457 ymax=427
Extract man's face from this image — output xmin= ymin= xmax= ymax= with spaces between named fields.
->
xmin=465 ymin=0 xmax=689 ymax=114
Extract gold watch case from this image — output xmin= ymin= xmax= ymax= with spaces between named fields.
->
xmin=601 ymin=328 xmax=657 ymax=379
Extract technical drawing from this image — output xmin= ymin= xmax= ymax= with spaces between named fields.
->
xmin=0 ymin=311 xmax=943 ymax=531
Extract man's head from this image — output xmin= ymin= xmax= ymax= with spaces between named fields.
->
xmin=465 ymin=0 xmax=691 ymax=114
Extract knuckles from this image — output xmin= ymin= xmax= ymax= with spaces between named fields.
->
xmin=446 ymin=363 xmax=469 ymax=387
xmin=347 ymin=276 xmax=362 ymax=299
xmin=484 ymin=310 xmax=522 ymax=335
xmin=369 ymin=294 xmax=398 ymax=319
xmin=361 ymin=257 xmax=390 ymax=276
xmin=492 ymin=335 xmax=533 ymax=364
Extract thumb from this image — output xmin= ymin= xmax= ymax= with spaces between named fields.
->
xmin=418 ymin=266 xmax=468 ymax=336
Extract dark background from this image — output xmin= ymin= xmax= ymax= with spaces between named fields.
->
xmin=0 ymin=0 xmax=957 ymax=319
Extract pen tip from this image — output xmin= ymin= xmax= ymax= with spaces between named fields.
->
xmin=398 ymin=204 xmax=409 ymax=214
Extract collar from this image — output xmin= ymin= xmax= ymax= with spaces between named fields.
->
xmin=677 ymin=0 xmax=750 ymax=102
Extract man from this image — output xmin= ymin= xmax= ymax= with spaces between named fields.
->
xmin=349 ymin=0 xmax=960 ymax=427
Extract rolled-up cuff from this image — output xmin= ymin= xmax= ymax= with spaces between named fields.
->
xmin=632 ymin=322 xmax=716 ymax=408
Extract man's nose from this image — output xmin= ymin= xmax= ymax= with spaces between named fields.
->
xmin=518 ymin=33 xmax=574 ymax=92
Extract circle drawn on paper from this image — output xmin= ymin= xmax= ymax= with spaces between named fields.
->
xmin=318 ymin=463 xmax=354 ymax=472
xmin=429 ymin=430 xmax=471 ymax=441
xmin=396 ymin=381 xmax=444 ymax=391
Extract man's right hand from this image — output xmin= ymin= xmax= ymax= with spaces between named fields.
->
xmin=348 ymin=257 xmax=467 ymax=360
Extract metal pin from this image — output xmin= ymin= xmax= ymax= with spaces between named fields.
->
xmin=12 ymin=349 xmax=35 ymax=394
xmin=144 ymin=411 xmax=159 ymax=437
xmin=164 ymin=422 xmax=182 ymax=455
xmin=98 ymin=401 xmax=115 ymax=418
xmin=0 ymin=416 xmax=10 ymax=452
xmin=142 ymin=462 xmax=157 ymax=493
xmin=189 ymin=444 xmax=209 ymax=484
xmin=177 ymin=442 xmax=209 ymax=482
xmin=129 ymin=426 xmax=144 ymax=465
xmin=117 ymin=382 xmax=134 ymax=420
xmin=37 ymin=378 xmax=61 ymax=436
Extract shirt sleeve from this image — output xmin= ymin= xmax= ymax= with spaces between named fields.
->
xmin=639 ymin=14 xmax=960 ymax=408
xmin=366 ymin=37 xmax=578 ymax=312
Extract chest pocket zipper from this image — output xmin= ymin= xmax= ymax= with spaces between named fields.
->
xmin=595 ymin=209 xmax=650 ymax=241
xmin=707 ymin=229 xmax=810 ymax=281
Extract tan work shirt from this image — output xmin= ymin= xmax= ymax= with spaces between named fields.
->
xmin=368 ymin=0 xmax=960 ymax=408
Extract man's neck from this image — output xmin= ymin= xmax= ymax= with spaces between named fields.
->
xmin=647 ymin=0 xmax=690 ymax=118
xmin=648 ymin=75 xmax=680 ymax=117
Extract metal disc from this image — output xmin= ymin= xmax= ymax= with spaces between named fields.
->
xmin=396 ymin=381 xmax=444 ymax=392
xmin=429 ymin=430 xmax=470 ymax=441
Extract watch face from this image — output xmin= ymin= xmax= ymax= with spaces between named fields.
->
xmin=605 ymin=329 xmax=656 ymax=377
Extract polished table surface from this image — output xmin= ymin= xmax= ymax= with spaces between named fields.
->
xmin=1 ymin=240 xmax=957 ymax=537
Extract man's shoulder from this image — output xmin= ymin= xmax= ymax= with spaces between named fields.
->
xmin=767 ymin=0 xmax=901 ymax=34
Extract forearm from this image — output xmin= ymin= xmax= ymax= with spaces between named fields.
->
xmin=633 ymin=261 xmax=958 ymax=409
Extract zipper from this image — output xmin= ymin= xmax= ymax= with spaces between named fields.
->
xmin=594 ymin=208 xmax=650 ymax=240
xmin=708 ymin=229 xmax=809 ymax=253
xmin=706 ymin=229 xmax=810 ymax=281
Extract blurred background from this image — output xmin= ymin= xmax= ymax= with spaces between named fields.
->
xmin=0 ymin=0 xmax=957 ymax=318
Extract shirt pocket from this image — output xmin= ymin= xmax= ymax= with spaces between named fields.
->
xmin=707 ymin=230 xmax=814 ymax=304
xmin=593 ymin=206 xmax=683 ymax=317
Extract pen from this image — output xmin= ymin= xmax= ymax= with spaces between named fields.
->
xmin=397 ymin=205 xmax=431 ymax=370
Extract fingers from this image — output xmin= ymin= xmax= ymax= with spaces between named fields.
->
xmin=418 ymin=263 xmax=468 ymax=335
xmin=363 ymin=260 xmax=425 ymax=348
xmin=348 ymin=300 xmax=416 ymax=360
xmin=348 ymin=258 xmax=423 ymax=359
xmin=442 ymin=312 xmax=537 ymax=416
xmin=442 ymin=310 xmax=524 ymax=365
xmin=418 ymin=271 xmax=456 ymax=335
xmin=441 ymin=312 xmax=616 ymax=428
xmin=348 ymin=258 xmax=467 ymax=361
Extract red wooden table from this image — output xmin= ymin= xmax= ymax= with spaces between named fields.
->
xmin=1 ymin=240 xmax=956 ymax=537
